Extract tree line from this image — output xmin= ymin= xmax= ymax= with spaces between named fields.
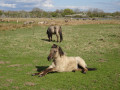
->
xmin=0 ymin=8 xmax=120 ymax=18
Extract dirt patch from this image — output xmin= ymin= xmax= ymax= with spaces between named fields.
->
xmin=0 ymin=76 xmax=4 ymax=78
xmin=8 ymin=64 xmax=21 ymax=67
xmin=0 ymin=61 xmax=11 ymax=64
xmin=6 ymin=61 xmax=10 ymax=64
xmin=98 ymin=59 xmax=107 ymax=62
xmin=24 ymin=82 xmax=36 ymax=86
xmin=2 ymin=83 xmax=10 ymax=87
xmin=0 ymin=61 xmax=5 ymax=64
xmin=12 ymin=86 xmax=19 ymax=89
xmin=33 ymin=60 xmax=39 ymax=63
xmin=6 ymin=79 xmax=13 ymax=83
xmin=24 ymin=64 xmax=32 ymax=67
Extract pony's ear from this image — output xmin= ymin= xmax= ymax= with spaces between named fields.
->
xmin=51 ymin=44 xmax=58 ymax=48
xmin=58 ymin=47 xmax=64 ymax=56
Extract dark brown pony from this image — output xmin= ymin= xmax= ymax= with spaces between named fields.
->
xmin=32 ymin=44 xmax=96 ymax=77
xmin=47 ymin=25 xmax=63 ymax=42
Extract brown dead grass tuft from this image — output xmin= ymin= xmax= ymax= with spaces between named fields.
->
xmin=24 ymin=82 xmax=36 ymax=86
xmin=12 ymin=86 xmax=19 ymax=89
xmin=24 ymin=64 xmax=32 ymax=67
xmin=98 ymin=59 xmax=107 ymax=62
xmin=0 ymin=76 xmax=4 ymax=78
xmin=0 ymin=61 xmax=10 ymax=64
xmin=0 ymin=61 xmax=5 ymax=64
xmin=8 ymin=64 xmax=21 ymax=67
xmin=6 ymin=79 xmax=13 ymax=83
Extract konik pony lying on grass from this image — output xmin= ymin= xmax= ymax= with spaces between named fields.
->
xmin=32 ymin=44 xmax=96 ymax=77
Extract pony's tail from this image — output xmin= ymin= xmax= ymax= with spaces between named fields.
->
xmin=59 ymin=26 xmax=63 ymax=42
xmin=87 ymin=68 xmax=97 ymax=71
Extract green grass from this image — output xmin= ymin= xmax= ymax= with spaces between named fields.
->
xmin=0 ymin=24 xmax=120 ymax=90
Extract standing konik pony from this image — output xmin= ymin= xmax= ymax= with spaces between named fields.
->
xmin=32 ymin=44 xmax=96 ymax=77
xmin=47 ymin=26 xmax=63 ymax=42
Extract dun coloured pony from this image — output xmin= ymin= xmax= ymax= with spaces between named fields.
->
xmin=47 ymin=26 xmax=63 ymax=42
xmin=32 ymin=44 xmax=96 ymax=77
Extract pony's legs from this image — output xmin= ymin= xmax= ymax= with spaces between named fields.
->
xmin=73 ymin=67 xmax=88 ymax=74
xmin=56 ymin=34 xmax=59 ymax=42
xmin=50 ymin=35 xmax=52 ymax=41
xmin=49 ymin=37 xmax=50 ymax=42
xmin=32 ymin=72 xmax=41 ymax=76
xmin=82 ymin=68 xmax=88 ymax=74
xmin=72 ymin=68 xmax=82 ymax=72
xmin=48 ymin=34 xmax=52 ymax=42
xmin=48 ymin=34 xmax=51 ymax=42
xmin=32 ymin=68 xmax=56 ymax=77
xmin=72 ymin=67 xmax=88 ymax=74
xmin=38 ymin=68 xmax=53 ymax=77
xmin=77 ymin=57 xmax=88 ymax=74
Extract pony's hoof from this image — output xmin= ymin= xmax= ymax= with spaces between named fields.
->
xmin=32 ymin=74 xmax=35 ymax=76
xmin=72 ymin=70 xmax=76 ymax=72
xmin=82 ymin=72 xmax=86 ymax=74
xmin=38 ymin=75 xmax=43 ymax=77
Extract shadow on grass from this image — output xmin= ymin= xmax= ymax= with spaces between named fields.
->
xmin=35 ymin=66 xmax=59 ymax=74
xmin=41 ymin=39 xmax=56 ymax=42
xmin=35 ymin=66 xmax=48 ymax=72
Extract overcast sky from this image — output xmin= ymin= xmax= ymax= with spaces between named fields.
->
xmin=0 ymin=0 xmax=120 ymax=12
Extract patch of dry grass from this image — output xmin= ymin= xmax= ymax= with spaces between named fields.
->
xmin=0 ymin=61 xmax=11 ymax=64
xmin=7 ymin=64 xmax=21 ymax=67
xmin=24 ymin=82 xmax=36 ymax=86
xmin=0 ymin=18 xmax=120 ymax=31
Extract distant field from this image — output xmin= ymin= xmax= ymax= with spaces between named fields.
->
xmin=0 ymin=22 xmax=120 ymax=89
xmin=0 ymin=18 xmax=120 ymax=31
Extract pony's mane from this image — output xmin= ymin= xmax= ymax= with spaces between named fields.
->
xmin=51 ymin=44 xmax=64 ymax=56
xmin=59 ymin=46 xmax=64 ymax=56
xmin=51 ymin=44 xmax=58 ymax=48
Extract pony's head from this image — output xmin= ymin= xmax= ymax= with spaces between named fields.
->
xmin=47 ymin=44 xmax=64 ymax=61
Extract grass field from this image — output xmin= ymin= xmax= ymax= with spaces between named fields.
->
xmin=0 ymin=22 xmax=120 ymax=90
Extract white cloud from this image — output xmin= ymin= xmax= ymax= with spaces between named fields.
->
xmin=16 ymin=0 xmax=42 ymax=3
xmin=0 ymin=0 xmax=54 ymax=9
xmin=0 ymin=2 xmax=16 ymax=8
xmin=66 ymin=6 xmax=91 ymax=10
xmin=55 ymin=6 xmax=92 ymax=11
xmin=0 ymin=0 xmax=119 ymax=12
xmin=42 ymin=0 xmax=54 ymax=8
xmin=16 ymin=0 xmax=54 ymax=8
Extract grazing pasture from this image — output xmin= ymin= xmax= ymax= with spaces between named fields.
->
xmin=0 ymin=18 xmax=120 ymax=31
xmin=0 ymin=20 xmax=120 ymax=89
